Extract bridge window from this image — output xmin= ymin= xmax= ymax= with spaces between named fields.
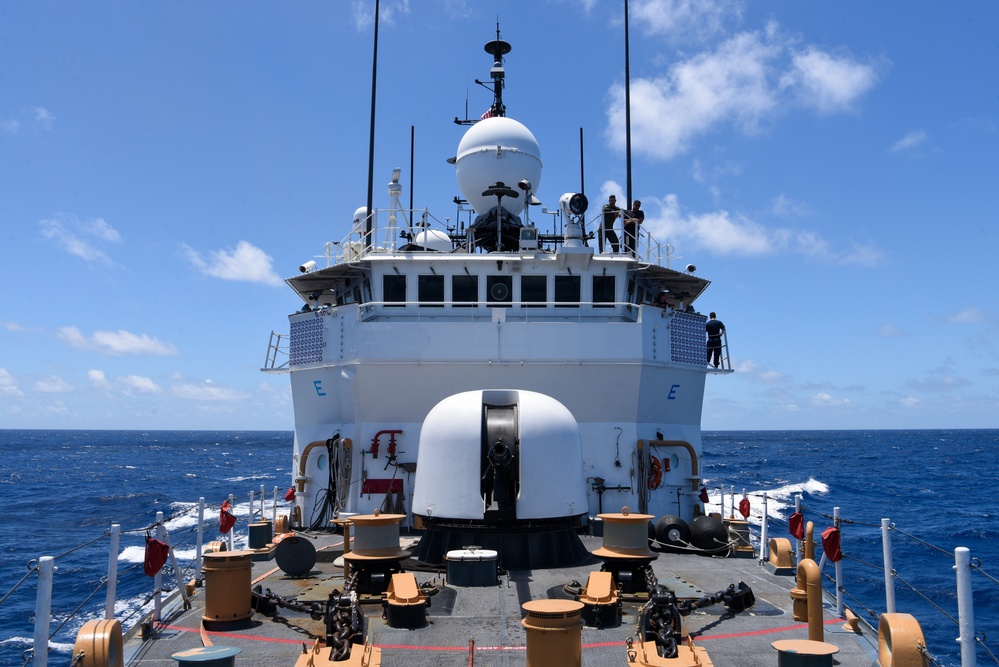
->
xmin=487 ymin=275 xmax=513 ymax=307
xmin=554 ymin=275 xmax=580 ymax=307
xmin=593 ymin=276 xmax=615 ymax=308
xmin=521 ymin=275 xmax=547 ymax=307
xmin=418 ymin=275 xmax=444 ymax=307
xmin=452 ymin=275 xmax=478 ymax=307
xmin=383 ymin=275 xmax=406 ymax=307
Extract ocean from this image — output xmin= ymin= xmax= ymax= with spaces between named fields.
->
xmin=0 ymin=429 xmax=996 ymax=666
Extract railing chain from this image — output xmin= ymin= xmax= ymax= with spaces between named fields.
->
xmin=49 ymin=577 xmax=108 ymax=641
xmin=889 ymin=526 xmax=956 ymax=559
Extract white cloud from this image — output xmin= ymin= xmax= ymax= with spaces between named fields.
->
xmin=88 ymin=369 xmax=112 ymax=390
xmin=58 ymin=326 xmax=179 ymax=356
xmin=172 ymin=380 xmax=248 ymax=401
xmin=352 ymin=0 xmax=409 ymax=30
xmin=781 ymin=47 xmax=879 ymax=114
xmin=633 ymin=0 xmax=740 ymax=43
xmin=890 ymin=129 xmax=928 ymax=153
xmin=34 ymin=376 xmax=72 ymax=393
xmin=733 ymin=359 xmax=788 ymax=384
xmin=770 ymin=194 xmax=809 ymax=218
xmin=948 ymin=308 xmax=986 ymax=325
xmin=878 ymin=324 xmax=909 ymax=338
xmin=810 ymin=391 xmax=851 ymax=407
xmin=119 ymin=375 xmax=163 ymax=394
xmin=836 ymin=241 xmax=883 ymax=267
xmin=609 ymin=28 xmax=782 ymax=160
xmin=907 ymin=364 xmax=972 ymax=392
xmin=655 ymin=194 xmax=771 ymax=255
xmin=645 ymin=193 xmax=880 ymax=265
xmin=899 ymin=396 xmax=920 ymax=408
xmin=2 ymin=107 xmax=54 ymax=133
xmin=39 ymin=214 xmax=122 ymax=264
xmin=183 ymin=241 xmax=283 ymax=286
xmin=33 ymin=107 xmax=55 ymax=130
xmin=607 ymin=23 xmax=881 ymax=160
xmin=0 ymin=368 xmax=24 ymax=397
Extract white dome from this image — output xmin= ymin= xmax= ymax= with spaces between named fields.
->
xmin=454 ymin=117 xmax=542 ymax=216
xmin=412 ymin=389 xmax=586 ymax=521
xmin=412 ymin=229 xmax=451 ymax=252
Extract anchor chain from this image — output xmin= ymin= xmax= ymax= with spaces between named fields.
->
xmin=250 ymin=569 xmax=365 ymax=662
xmin=637 ymin=563 xmax=755 ymax=659
xmin=325 ymin=570 xmax=363 ymax=662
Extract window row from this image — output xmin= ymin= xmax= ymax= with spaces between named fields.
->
xmin=382 ymin=274 xmax=617 ymax=308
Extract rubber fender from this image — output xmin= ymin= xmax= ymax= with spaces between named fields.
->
xmin=655 ymin=515 xmax=690 ymax=548
xmin=878 ymin=613 xmax=928 ymax=667
xmin=72 ymin=619 xmax=123 ymax=667
xmin=689 ymin=514 xmax=726 ymax=551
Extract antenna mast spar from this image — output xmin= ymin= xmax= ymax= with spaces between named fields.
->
xmin=455 ymin=23 xmax=511 ymax=125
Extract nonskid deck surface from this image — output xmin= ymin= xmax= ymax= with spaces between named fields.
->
xmin=125 ymin=534 xmax=879 ymax=667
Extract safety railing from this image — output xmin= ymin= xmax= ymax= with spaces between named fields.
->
xmin=263 ymin=330 xmax=289 ymax=371
xmin=306 ymin=207 xmax=676 ymax=269
xmin=707 ymin=487 xmax=997 ymax=667
xmin=2 ymin=486 xmax=292 ymax=667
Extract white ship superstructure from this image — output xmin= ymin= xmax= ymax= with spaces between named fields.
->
xmin=264 ymin=36 xmax=731 ymax=567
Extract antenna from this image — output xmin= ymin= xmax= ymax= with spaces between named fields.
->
xmin=364 ymin=0 xmax=381 ymax=249
xmin=454 ymin=23 xmax=511 ymax=125
xmin=483 ymin=22 xmax=511 ymax=119
xmin=624 ymin=0 xmax=633 ymax=206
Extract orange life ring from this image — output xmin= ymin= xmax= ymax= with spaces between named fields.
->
xmin=648 ymin=456 xmax=663 ymax=490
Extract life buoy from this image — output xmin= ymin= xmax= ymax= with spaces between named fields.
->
xmin=648 ymin=456 xmax=663 ymax=490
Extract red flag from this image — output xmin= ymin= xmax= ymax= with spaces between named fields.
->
xmin=480 ymin=107 xmax=494 ymax=120
xmin=699 ymin=487 xmax=709 ymax=503
xmin=788 ymin=511 xmax=805 ymax=539
xmin=821 ymin=526 xmax=842 ymax=562
xmin=144 ymin=537 xmax=169 ymax=577
xmin=284 ymin=487 xmax=296 ymax=502
xmin=738 ymin=498 xmax=751 ymax=519
xmin=219 ymin=500 xmax=237 ymax=534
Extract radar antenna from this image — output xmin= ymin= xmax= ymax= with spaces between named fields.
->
xmin=454 ymin=22 xmax=511 ymax=125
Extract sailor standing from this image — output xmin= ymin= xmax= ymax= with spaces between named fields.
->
xmin=706 ymin=312 xmax=725 ymax=368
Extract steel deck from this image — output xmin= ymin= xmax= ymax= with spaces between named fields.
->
xmin=124 ymin=533 xmax=880 ymax=666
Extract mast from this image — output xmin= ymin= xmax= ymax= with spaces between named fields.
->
xmin=483 ymin=22 xmax=510 ymax=119
xmin=624 ymin=0 xmax=633 ymax=205
xmin=364 ymin=0 xmax=381 ymax=248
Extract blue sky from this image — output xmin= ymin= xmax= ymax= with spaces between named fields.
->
xmin=2 ymin=1 xmax=997 ymax=431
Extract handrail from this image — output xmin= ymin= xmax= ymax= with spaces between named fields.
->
xmin=14 ymin=485 xmax=295 ymax=667
xmin=728 ymin=492 xmax=998 ymax=667
xmin=263 ymin=331 xmax=289 ymax=371
xmin=310 ymin=205 xmax=675 ymax=269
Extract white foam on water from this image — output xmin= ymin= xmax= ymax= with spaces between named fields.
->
xmin=703 ymin=477 xmax=828 ymax=525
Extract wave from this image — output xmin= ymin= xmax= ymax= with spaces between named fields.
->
xmin=703 ymin=477 xmax=828 ymax=523
xmin=224 ymin=474 xmax=280 ymax=483
xmin=1 ymin=636 xmax=75 ymax=656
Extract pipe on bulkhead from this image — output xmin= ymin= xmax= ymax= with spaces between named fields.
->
xmin=646 ymin=440 xmax=700 ymax=490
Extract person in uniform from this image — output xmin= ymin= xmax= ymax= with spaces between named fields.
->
xmin=706 ymin=311 xmax=726 ymax=368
